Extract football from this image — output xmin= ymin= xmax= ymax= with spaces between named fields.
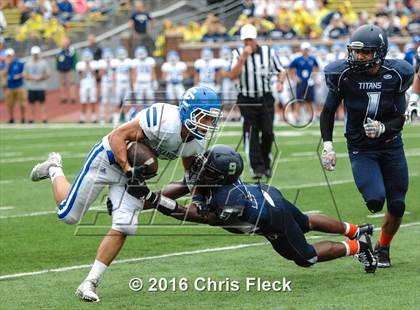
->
xmin=127 ymin=141 xmax=158 ymax=177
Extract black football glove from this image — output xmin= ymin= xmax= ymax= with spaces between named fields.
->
xmin=125 ymin=165 xmax=150 ymax=183
xmin=106 ymin=197 xmax=113 ymax=216
xmin=192 ymin=194 xmax=209 ymax=217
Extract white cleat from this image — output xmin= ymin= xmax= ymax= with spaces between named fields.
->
xmin=75 ymin=280 xmax=100 ymax=302
xmin=30 ymin=152 xmax=62 ymax=181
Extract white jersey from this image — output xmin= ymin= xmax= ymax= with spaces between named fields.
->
xmin=161 ymin=61 xmax=187 ymax=84
xmin=111 ymin=58 xmax=133 ymax=84
xmin=132 ymin=57 xmax=155 ymax=83
xmin=97 ymin=59 xmax=114 ymax=85
xmin=194 ymin=58 xmax=220 ymax=87
xmin=76 ymin=60 xmax=99 ymax=86
xmin=137 ymin=102 xmax=204 ymax=160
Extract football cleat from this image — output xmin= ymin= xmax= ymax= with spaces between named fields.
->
xmin=76 ymin=280 xmax=100 ymax=302
xmin=350 ymin=223 xmax=374 ymax=240
xmin=357 ymin=233 xmax=377 ymax=273
xmin=30 ymin=152 xmax=62 ymax=181
xmin=374 ymin=243 xmax=391 ymax=268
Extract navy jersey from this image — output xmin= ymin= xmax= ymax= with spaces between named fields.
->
xmin=206 ymin=180 xmax=290 ymax=234
xmin=289 ymin=56 xmax=319 ymax=83
xmin=324 ymin=59 xmax=414 ymax=150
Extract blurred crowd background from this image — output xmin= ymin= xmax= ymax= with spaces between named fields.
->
xmin=0 ymin=0 xmax=418 ymax=124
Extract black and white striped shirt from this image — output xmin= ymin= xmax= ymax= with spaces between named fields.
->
xmin=231 ymin=45 xmax=284 ymax=98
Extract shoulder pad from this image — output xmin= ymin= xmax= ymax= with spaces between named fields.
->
xmin=383 ymin=59 xmax=414 ymax=93
xmin=324 ymin=59 xmax=349 ymax=93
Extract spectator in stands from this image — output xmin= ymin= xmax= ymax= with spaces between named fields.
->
xmin=201 ymin=22 xmax=229 ymax=42
xmin=16 ymin=11 xmax=44 ymax=44
xmin=3 ymin=48 xmax=26 ymax=123
xmin=323 ymin=13 xmax=348 ymax=39
xmin=0 ymin=9 xmax=7 ymax=33
xmin=406 ymin=3 xmax=419 ymax=35
xmin=270 ymin=17 xmax=297 ymax=40
xmin=241 ymin=0 xmax=255 ymax=18
xmin=18 ymin=0 xmax=35 ymax=24
xmin=253 ymin=16 xmax=275 ymax=38
xmin=183 ymin=21 xmax=203 ymax=43
xmin=37 ymin=0 xmax=53 ymax=21
xmin=44 ymin=17 xmax=66 ymax=46
xmin=23 ymin=45 xmax=50 ymax=123
xmin=56 ymin=36 xmax=77 ymax=104
xmin=57 ymin=0 xmax=74 ymax=22
xmin=314 ymin=0 xmax=331 ymax=29
xmin=153 ymin=18 xmax=175 ymax=57
xmin=338 ymin=1 xmax=358 ymax=26
xmin=128 ymin=0 xmax=154 ymax=57
xmin=228 ymin=14 xmax=249 ymax=39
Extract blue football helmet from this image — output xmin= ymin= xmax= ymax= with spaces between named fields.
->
xmin=135 ymin=46 xmax=148 ymax=59
xmin=102 ymin=48 xmax=113 ymax=61
xmin=167 ymin=50 xmax=179 ymax=63
xmin=219 ymin=46 xmax=231 ymax=61
xmin=179 ymin=86 xmax=222 ymax=140
xmin=201 ymin=48 xmax=213 ymax=61
xmin=81 ymin=48 xmax=93 ymax=62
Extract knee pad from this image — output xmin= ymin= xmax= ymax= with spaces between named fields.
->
xmin=388 ymin=200 xmax=406 ymax=218
xmin=60 ymin=214 xmax=79 ymax=225
xmin=366 ymin=199 xmax=385 ymax=213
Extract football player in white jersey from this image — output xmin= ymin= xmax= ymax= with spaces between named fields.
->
xmin=111 ymin=46 xmax=133 ymax=126
xmin=97 ymin=48 xmax=115 ymax=124
xmin=30 ymin=86 xmax=222 ymax=302
xmin=161 ymin=50 xmax=187 ymax=102
xmin=76 ymin=48 xmax=99 ymax=123
xmin=132 ymin=46 xmax=157 ymax=109
xmin=386 ymin=43 xmax=404 ymax=60
xmin=217 ymin=46 xmax=240 ymax=120
xmin=194 ymin=47 xmax=221 ymax=91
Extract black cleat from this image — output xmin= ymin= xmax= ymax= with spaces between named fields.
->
xmin=357 ymin=233 xmax=377 ymax=273
xmin=350 ymin=223 xmax=374 ymax=240
xmin=374 ymin=243 xmax=391 ymax=268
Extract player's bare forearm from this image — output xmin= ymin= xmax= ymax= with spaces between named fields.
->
xmin=161 ymin=181 xmax=189 ymax=200
xmin=170 ymin=203 xmax=219 ymax=225
xmin=108 ymin=119 xmax=144 ymax=172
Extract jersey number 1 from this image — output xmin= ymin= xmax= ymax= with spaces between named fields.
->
xmin=365 ymin=92 xmax=381 ymax=120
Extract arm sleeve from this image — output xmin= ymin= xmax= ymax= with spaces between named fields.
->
xmin=320 ymin=90 xmax=341 ymax=142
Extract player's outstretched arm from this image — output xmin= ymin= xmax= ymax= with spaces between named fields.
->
xmin=108 ymin=119 xmax=145 ymax=172
xmin=167 ymin=203 xmax=220 ymax=225
xmin=319 ymin=91 xmax=341 ymax=171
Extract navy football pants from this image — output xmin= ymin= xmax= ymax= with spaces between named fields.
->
xmin=349 ymin=146 xmax=408 ymax=214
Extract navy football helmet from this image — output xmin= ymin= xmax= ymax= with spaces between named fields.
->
xmin=190 ymin=144 xmax=243 ymax=187
xmin=347 ymin=24 xmax=388 ymax=72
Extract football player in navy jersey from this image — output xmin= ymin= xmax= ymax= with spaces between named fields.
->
xmin=319 ymin=25 xmax=414 ymax=268
xmin=149 ymin=145 xmax=377 ymax=273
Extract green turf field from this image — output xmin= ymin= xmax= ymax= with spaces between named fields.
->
xmin=0 ymin=123 xmax=419 ymax=309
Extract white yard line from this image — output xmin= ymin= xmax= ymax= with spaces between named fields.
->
xmin=0 ymin=206 xmax=15 ymax=211
xmin=0 ymin=222 xmax=418 ymax=281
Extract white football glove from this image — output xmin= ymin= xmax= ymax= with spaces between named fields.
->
xmin=405 ymin=93 xmax=419 ymax=124
xmin=321 ymin=141 xmax=336 ymax=171
xmin=363 ymin=117 xmax=385 ymax=138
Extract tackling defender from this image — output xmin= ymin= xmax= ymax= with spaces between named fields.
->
xmin=320 ymin=25 xmax=414 ymax=267
xmin=142 ymin=145 xmax=377 ymax=273
xmin=30 ymin=86 xmax=222 ymax=302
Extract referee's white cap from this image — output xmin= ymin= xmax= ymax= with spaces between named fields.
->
xmin=241 ymin=24 xmax=257 ymax=40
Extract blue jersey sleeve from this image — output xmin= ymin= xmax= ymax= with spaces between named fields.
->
xmin=288 ymin=58 xmax=298 ymax=69
xmin=394 ymin=59 xmax=414 ymax=94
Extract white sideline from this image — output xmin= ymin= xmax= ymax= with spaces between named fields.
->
xmin=0 ymin=222 xmax=419 ymax=281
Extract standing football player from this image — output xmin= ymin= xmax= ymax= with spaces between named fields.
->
xmin=30 ymin=86 xmax=222 ymax=302
xmin=151 ymin=145 xmax=377 ymax=273
xmin=132 ymin=46 xmax=157 ymax=110
xmin=194 ymin=47 xmax=221 ymax=91
xmin=320 ymin=25 xmax=414 ymax=268
xmin=161 ymin=50 xmax=187 ymax=102
xmin=76 ymin=48 xmax=99 ymax=123
xmin=111 ymin=46 xmax=133 ymax=126
xmin=97 ymin=48 xmax=115 ymax=124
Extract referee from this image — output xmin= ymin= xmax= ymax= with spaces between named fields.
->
xmin=230 ymin=24 xmax=284 ymax=178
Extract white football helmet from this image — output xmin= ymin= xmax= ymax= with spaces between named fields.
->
xmin=102 ymin=48 xmax=113 ymax=61
xmin=201 ymin=48 xmax=213 ymax=61
xmin=167 ymin=50 xmax=179 ymax=63
xmin=81 ymin=48 xmax=93 ymax=62
xmin=116 ymin=46 xmax=127 ymax=60
xmin=219 ymin=46 xmax=231 ymax=61
xmin=135 ymin=46 xmax=148 ymax=59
